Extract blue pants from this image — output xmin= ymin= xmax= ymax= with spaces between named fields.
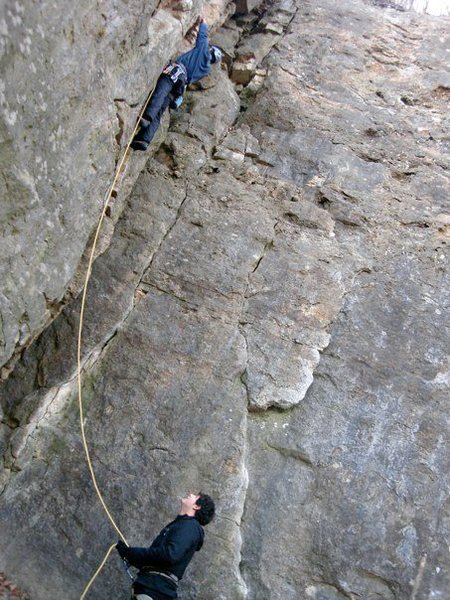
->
xmin=136 ymin=75 xmax=174 ymax=144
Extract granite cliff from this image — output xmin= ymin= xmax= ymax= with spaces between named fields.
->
xmin=0 ymin=0 xmax=449 ymax=599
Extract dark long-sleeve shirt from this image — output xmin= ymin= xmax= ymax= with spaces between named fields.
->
xmin=123 ymin=515 xmax=204 ymax=598
xmin=176 ymin=22 xmax=211 ymax=84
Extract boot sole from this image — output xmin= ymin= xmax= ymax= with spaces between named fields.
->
xmin=131 ymin=141 xmax=149 ymax=151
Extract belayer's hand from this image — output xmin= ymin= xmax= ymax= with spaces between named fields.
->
xmin=116 ymin=540 xmax=128 ymax=559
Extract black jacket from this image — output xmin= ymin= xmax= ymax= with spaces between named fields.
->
xmin=123 ymin=515 xmax=204 ymax=599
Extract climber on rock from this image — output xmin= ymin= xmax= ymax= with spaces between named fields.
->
xmin=131 ymin=17 xmax=222 ymax=151
xmin=116 ymin=492 xmax=215 ymax=599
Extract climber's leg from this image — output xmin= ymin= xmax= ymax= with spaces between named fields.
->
xmin=132 ymin=95 xmax=172 ymax=150
xmin=131 ymin=115 xmax=161 ymax=150
xmin=141 ymin=75 xmax=173 ymax=125
xmin=132 ymin=76 xmax=174 ymax=151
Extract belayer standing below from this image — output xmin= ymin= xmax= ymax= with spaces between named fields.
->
xmin=116 ymin=493 xmax=215 ymax=599
xmin=131 ymin=17 xmax=222 ymax=151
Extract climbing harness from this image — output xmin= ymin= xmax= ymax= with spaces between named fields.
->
xmin=163 ymin=62 xmax=187 ymax=100
xmin=141 ymin=569 xmax=179 ymax=586
xmin=77 ymin=82 xmax=156 ymax=599
xmin=162 ymin=61 xmax=188 ymax=84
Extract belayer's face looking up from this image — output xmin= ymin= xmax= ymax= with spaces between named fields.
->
xmin=180 ymin=493 xmax=201 ymax=515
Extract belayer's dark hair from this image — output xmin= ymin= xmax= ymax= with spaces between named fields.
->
xmin=195 ymin=493 xmax=215 ymax=526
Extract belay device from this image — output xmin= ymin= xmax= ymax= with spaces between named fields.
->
xmin=122 ymin=558 xmax=134 ymax=582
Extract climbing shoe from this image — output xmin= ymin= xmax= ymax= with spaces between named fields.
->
xmin=131 ymin=139 xmax=149 ymax=151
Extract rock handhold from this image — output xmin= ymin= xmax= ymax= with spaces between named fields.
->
xmin=232 ymin=56 xmax=259 ymax=84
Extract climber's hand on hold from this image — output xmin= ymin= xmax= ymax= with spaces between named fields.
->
xmin=116 ymin=540 xmax=128 ymax=559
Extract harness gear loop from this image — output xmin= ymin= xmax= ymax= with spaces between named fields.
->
xmin=162 ymin=61 xmax=188 ymax=83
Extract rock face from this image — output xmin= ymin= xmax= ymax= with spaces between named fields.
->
xmin=1 ymin=0 xmax=449 ymax=599
xmin=0 ymin=0 xmax=232 ymax=378
xmin=386 ymin=0 xmax=450 ymax=15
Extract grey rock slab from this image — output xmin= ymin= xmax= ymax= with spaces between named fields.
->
xmin=238 ymin=0 xmax=450 ymax=598
xmin=235 ymin=0 xmax=265 ymax=14
xmin=1 ymin=1 xmax=450 ymax=599
xmin=0 ymin=289 xmax=249 ymax=599
xmin=242 ymin=246 xmax=449 ymax=598
xmin=0 ymin=162 xmax=189 ymax=421
xmin=236 ymin=32 xmax=282 ymax=65
xmin=242 ymin=224 xmax=351 ymax=410
xmin=0 ymin=0 xmax=232 ymax=374
xmin=211 ymin=25 xmax=243 ymax=61
xmin=142 ymin=168 xmax=276 ymax=319
xmin=171 ymin=68 xmax=241 ymax=149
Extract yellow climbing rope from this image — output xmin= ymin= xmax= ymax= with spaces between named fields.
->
xmin=77 ymin=85 xmax=155 ymax=599
xmin=79 ymin=544 xmax=117 ymax=600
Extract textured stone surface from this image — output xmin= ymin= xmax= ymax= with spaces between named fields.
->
xmin=0 ymin=572 xmax=29 ymax=599
xmin=0 ymin=0 xmax=231 ymax=377
xmin=0 ymin=64 xmax=249 ymax=600
xmin=235 ymin=0 xmax=264 ymax=14
xmin=239 ymin=1 xmax=450 ymax=599
xmin=380 ymin=0 xmax=450 ymax=15
xmin=1 ymin=0 xmax=449 ymax=599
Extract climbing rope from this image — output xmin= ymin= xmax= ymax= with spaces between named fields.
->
xmin=77 ymin=84 xmax=155 ymax=599
xmin=79 ymin=544 xmax=117 ymax=600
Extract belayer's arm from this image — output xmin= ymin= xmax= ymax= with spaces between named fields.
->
xmin=118 ymin=543 xmax=156 ymax=569
xmin=127 ymin=522 xmax=199 ymax=568
xmin=120 ymin=547 xmax=149 ymax=569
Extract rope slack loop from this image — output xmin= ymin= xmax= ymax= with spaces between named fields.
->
xmin=77 ymin=84 xmax=155 ymax=599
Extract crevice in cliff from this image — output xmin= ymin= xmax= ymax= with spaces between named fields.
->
xmin=232 ymin=3 xmax=300 ymax=118
xmin=236 ymin=396 xmax=250 ymax=600
xmin=250 ymin=239 xmax=274 ymax=274
xmin=2 ymin=328 xmax=120 ymax=477
xmin=237 ymin=229 xmax=275 ymax=410
xmin=137 ymin=281 xmax=196 ymax=311
xmin=314 ymin=581 xmax=356 ymax=600
xmin=357 ymin=568 xmax=399 ymax=596
xmin=235 ymin=297 xmax=252 ymax=599
xmin=135 ymin=181 xmax=190 ymax=292
xmin=0 ymin=312 xmax=5 ymax=350
xmin=238 ymin=334 xmax=251 ymax=408
xmin=114 ymin=100 xmax=126 ymax=148
xmin=1 ymin=178 xmax=193 ymax=479
xmin=266 ymin=441 xmax=314 ymax=466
